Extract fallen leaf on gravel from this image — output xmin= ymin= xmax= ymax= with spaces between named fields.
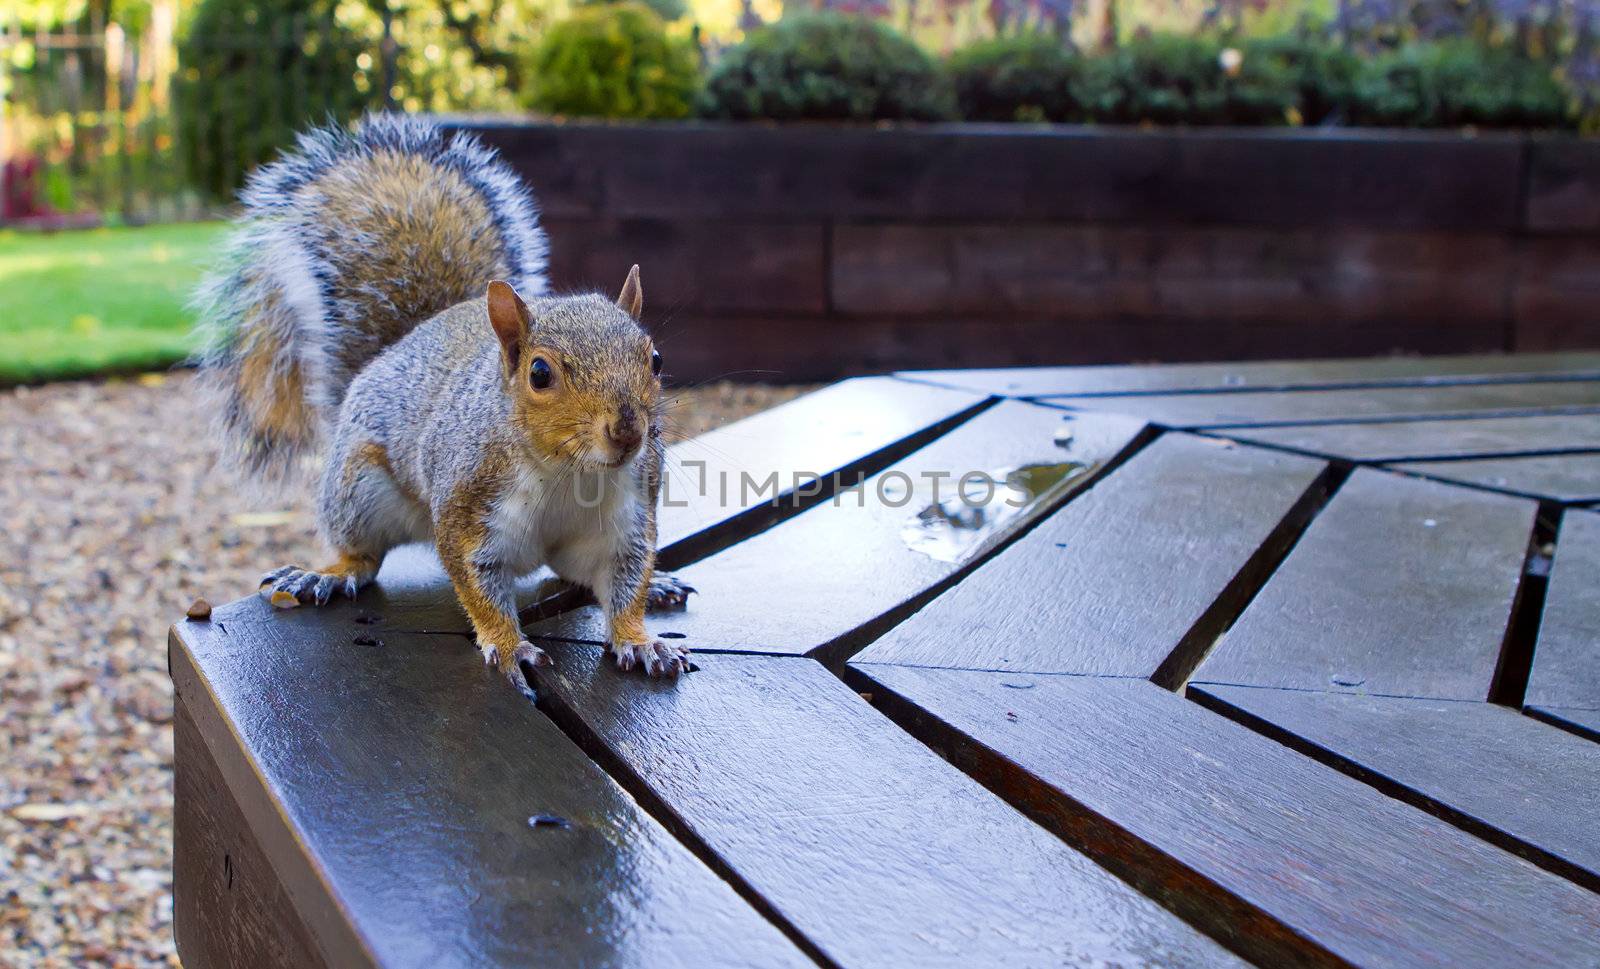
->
xmin=229 ymin=510 xmax=299 ymax=527
xmin=10 ymin=802 xmax=96 ymax=822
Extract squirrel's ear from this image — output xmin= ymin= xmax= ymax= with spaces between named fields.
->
xmin=486 ymin=280 xmax=529 ymax=368
xmin=616 ymin=264 xmax=643 ymax=319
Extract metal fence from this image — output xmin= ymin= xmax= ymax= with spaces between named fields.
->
xmin=1 ymin=11 xmax=396 ymax=228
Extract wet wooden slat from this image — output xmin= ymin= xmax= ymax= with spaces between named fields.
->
xmin=1221 ymin=413 xmax=1600 ymax=463
xmin=1195 ymin=468 xmax=1535 ymax=701
xmin=853 ymin=434 xmax=1328 ymax=678
xmin=1191 ymin=684 xmax=1600 ymax=892
xmin=899 ymin=351 xmax=1600 ymax=399
xmin=526 ymin=402 xmax=1147 ymax=660
xmin=1529 ymin=707 xmax=1600 ymax=744
xmin=1526 ymin=510 xmax=1600 ymax=711
xmin=1388 ymin=454 xmax=1600 ymax=504
xmin=169 ymin=618 xmax=809 ymax=969
xmin=851 ymin=665 xmax=1600 ymax=969
xmin=1045 ymin=380 xmax=1600 ymax=429
xmin=657 ymin=375 xmax=990 ymax=564
xmin=531 ymin=644 xmax=1245 ymax=969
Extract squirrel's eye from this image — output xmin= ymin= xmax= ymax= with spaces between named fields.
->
xmin=529 ymin=357 xmax=553 ymax=390
xmin=650 ymin=350 xmax=662 ymax=377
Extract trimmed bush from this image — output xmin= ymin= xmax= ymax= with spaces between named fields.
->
xmin=697 ymin=12 xmax=955 ymax=122
xmin=175 ymin=0 xmax=379 ymax=201
xmin=1348 ymin=40 xmax=1570 ymax=129
xmin=1109 ymin=33 xmax=1298 ymax=126
xmin=1244 ymin=31 xmax=1361 ymax=125
xmin=948 ymin=33 xmax=1087 ymax=123
xmin=523 ymin=2 xmax=700 ymax=120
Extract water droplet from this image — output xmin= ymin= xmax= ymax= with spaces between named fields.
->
xmin=1331 ymin=673 xmax=1365 ymax=687
xmin=528 ymin=814 xmax=571 ymax=829
xmin=1053 ymin=424 xmax=1075 ymax=449
xmin=1422 ymin=519 xmax=1437 ymax=528
xmin=1000 ymin=681 xmax=1036 ymax=690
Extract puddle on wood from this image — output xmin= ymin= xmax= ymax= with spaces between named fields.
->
xmin=902 ymin=461 xmax=1090 ymax=564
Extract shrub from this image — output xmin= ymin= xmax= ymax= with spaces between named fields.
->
xmin=1348 ymin=40 xmax=1571 ymax=129
xmin=948 ymin=33 xmax=1087 ymax=123
xmin=1108 ymin=33 xmax=1298 ymax=126
xmin=697 ymin=12 xmax=955 ymax=122
xmin=1244 ymin=31 xmax=1361 ymax=125
xmin=175 ymin=0 xmax=380 ymax=201
xmin=523 ymin=2 xmax=699 ymax=120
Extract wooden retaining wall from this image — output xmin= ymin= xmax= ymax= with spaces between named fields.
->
xmin=455 ymin=119 xmax=1600 ymax=383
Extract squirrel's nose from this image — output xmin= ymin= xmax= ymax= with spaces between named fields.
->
xmin=605 ymin=408 xmax=642 ymax=454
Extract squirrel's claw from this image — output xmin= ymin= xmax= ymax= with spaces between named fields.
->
xmin=485 ymin=640 xmax=550 ymax=701
xmin=612 ymin=639 xmax=691 ymax=678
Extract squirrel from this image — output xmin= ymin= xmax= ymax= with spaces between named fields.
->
xmin=196 ymin=114 xmax=691 ymax=697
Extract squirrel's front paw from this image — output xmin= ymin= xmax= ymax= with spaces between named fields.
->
xmin=259 ymin=564 xmax=364 ymax=606
xmin=483 ymin=640 xmax=551 ymax=700
xmin=611 ymin=639 xmax=691 ymax=678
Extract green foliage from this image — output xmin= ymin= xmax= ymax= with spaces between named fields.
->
xmin=1244 ymin=30 xmax=1361 ymax=125
xmin=0 ymin=222 xmax=226 ymax=384
xmin=1348 ymin=39 xmax=1571 ymax=129
xmin=174 ymin=0 xmax=380 ymax=201
xmin=576 ymin=0 xmax=686 ymax=24
xmin=1106 ymin=32 xmax=1298 ymax=126
xmin=947 ymin=33 xmax=1084 ymax=123
xmin=523 ymin=2 xmax=699 ymax=119
xmin=697 ymin=12 xmax=956 ymax=122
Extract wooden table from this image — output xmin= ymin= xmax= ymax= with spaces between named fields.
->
xmin=170 ymin=353 xmax=1600 ymax=968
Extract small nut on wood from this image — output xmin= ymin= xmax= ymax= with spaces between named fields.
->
xmin=185 ymin=598 xmax=213 ymax=621
xmin=270 ymin=590 xmax=300 ymax=610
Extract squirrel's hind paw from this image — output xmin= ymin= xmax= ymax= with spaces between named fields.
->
xmin=259 ymin=564 xmax=369 ymax=607
xmin=612 ymin=639 xmax=691 ymax=678
xmin=645 ymin=573 xmax=696 ymax=613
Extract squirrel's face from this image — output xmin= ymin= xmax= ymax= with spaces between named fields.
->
xmin=487 ymin=272 xmax=662 ymax=473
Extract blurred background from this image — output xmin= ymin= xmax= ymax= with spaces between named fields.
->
xmin=5 ymin=1 xmax=1600 ymax=965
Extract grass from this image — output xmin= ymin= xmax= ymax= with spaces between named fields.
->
xmin=0 ymin=221 xmax=229 ymax=385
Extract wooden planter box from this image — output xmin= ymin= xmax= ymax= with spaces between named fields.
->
xmin=451 ymin=119 xmax=1600 ymax=383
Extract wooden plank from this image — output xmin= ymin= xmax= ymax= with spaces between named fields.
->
xmin=898 ymin=351 xmax=1600 ymax=399
xmin=1045 ymin=380 xmax=1600 ymax=429
xmin=525 ymin=402 xmax=1147 ymax=660
xmin=1526 ymin=510 xmax=1600 ymax=711
xmin=850 ymin=665 xmax=1600 ymax=969
xmin=835 ymin=224 xmax=1510 ymax=326
xmin=1191 ymin=684 xmax=1600 ymax=892
xmin=1528 ymin=707 xmax=1600 ymax=744
xmin=174 ymin=700 xmax=326 ymax=969
xmin=1525 ymin=137 xmax=1600 ymax=233
xmin=853 ymin=434 xmax=1328 ymax=679
xmin=169 ymin=618 xmax=810 ymax=969
xmin=1389 ymin=454 xmax=1600 ymax=504
xmin=1221 ymin=413 xmax=1600 ymax=463
xmin=530 ymin=643 xmax=1245 ymax=969
xmin=1195 ymin=468 xmax=1535 ymax=701
xmin=656 ymin=375 xmax=990 ymax=565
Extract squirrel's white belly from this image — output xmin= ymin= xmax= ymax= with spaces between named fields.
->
xmin=485 ymin=463 xmax=642 ymax=582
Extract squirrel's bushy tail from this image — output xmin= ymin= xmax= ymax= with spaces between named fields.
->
xmin=195 ymin=113 xmax=547 ymax=480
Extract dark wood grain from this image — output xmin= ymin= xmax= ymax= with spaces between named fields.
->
xmin=1389 ymin=454 xmax=1600 ymax=504
xmin=897 ymin=352 xmax=1600 ymax=399
xmin=1195 ymin=468 xmax=1536 ymax=701
xmin=1221 ymin=413 xmax=1600 ymax=463
xmin=1191 ymin=684 xmax=1600 ymax=891
xmin=526 ymin=402 xmax=1147 ymax=660
xmin=852 ymin=434 xmax=1328 ymax=678
xmin=851 ymin=665 xmax=1600 ymax=968
xmin=656 ymin=375 xmax=990 ymax=565
xmin=1526 ymin=510 xmax=1600 ymax=711
xmin=1046 ymin=380 xmax=1600 ymax=429
xmin=173 ymin=700 xmax=327 ymax=969
xmin=169 ymin=617 xmax=810 ymax=969
xmin=530 ymin=645 xmax=1244 ymax=968
xmin=1525 ymin=137 xmax=1600 ymax=233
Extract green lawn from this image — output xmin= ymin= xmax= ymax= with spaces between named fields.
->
xmin=0 ymin=221 xmax=229 ymax=385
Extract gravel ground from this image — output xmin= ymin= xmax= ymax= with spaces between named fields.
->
xmin=0 ymin=372 xmax=808 ymax=967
